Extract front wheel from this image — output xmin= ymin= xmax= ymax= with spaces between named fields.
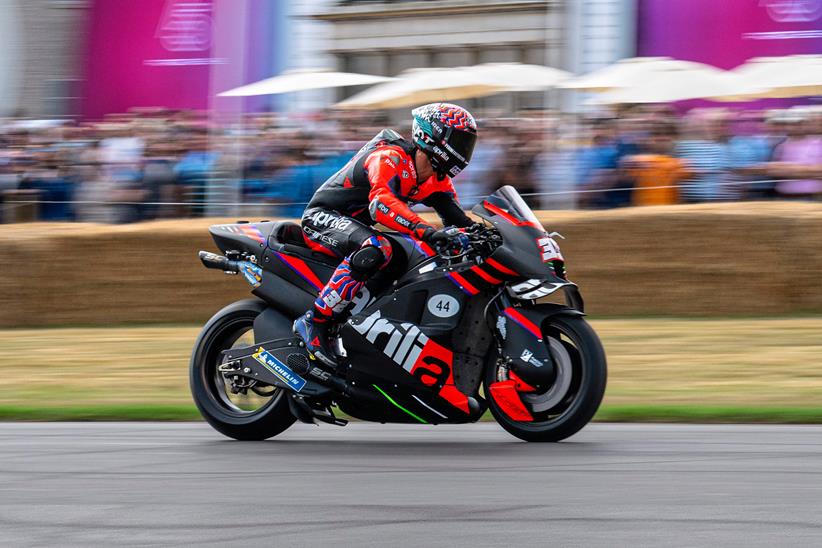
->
xmin=486 ymin=315 xmax=606 ymax=442
xmin=190 ymin=299 xmax=296 ymax=440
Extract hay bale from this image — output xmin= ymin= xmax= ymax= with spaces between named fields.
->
xmin=1 ymin=203 xmax=822 ymax=327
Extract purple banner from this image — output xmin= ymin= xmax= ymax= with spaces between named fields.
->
xmin=638 ymin=0 xmax=822 ymax=69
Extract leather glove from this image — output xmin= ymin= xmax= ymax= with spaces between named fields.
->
xmin=415 ymin=224 xmax=470 ymax=251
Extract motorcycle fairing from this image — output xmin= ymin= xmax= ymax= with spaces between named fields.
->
xmin=261 ymin=247 xmax=333 ymax=295
xmin=339 ymin=275 xmax=479 ymax=420
xmin=472 ymin=186 xmax=568 ymax=284
xmin=209 ymin=222 xmax=274 ymax=259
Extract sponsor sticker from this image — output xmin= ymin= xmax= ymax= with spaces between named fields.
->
xmin=427 ymin=294 xmax=460 ymax=318
xmin=537 ymin=236 xmax=563 ymax=263
xmin=252 ymin=347 xmax=307 ymax=392
xmin=496 ymin=315 xmax=507 ymax=339
xmin=519 ymin=348 xmax=544 ymax=367
xmin=238 ymin=262 xmax=263 ymax=288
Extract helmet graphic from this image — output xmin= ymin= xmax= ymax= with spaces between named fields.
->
xmin=411 ymin=103 xmax=477 ymax=179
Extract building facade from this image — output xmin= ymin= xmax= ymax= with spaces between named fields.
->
xmin=309 ymin=0 xmax=636 ymax=112
xmin=0 ymin=0 xmax=87 ymax=118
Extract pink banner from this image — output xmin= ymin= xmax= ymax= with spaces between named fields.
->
xmin=638 ymin=0 xmax=822 ymax=69
xmin=82 ymin=0 xmax=217 ymax=119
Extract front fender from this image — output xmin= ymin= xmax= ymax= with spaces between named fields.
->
xmin=496 ymin=302 xmax=584 ymax=386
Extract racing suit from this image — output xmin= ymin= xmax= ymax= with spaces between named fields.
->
xmin=301 ymin=129 xmax=472 ymax=325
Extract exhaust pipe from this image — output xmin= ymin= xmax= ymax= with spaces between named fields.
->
xmin=198 ymin=251 xmax=239 ymax=273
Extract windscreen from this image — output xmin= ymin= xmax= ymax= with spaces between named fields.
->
xmin=481 ymin=185 xmax=545 ymax=231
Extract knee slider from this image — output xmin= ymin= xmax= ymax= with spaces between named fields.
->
xmin=349 ymin=245 xmax=389 ymax=279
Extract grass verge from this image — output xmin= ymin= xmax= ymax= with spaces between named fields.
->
xmin=1 ymin=318 xmax=821 ymax=423
xmin=0 ymin=404 xmax=201 ymax=421
xmin=2 ymin=403 xmax=822 ymax=424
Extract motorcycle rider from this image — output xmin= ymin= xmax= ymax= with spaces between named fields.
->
xmin=293 ymin=103 xmax=478 ymax=367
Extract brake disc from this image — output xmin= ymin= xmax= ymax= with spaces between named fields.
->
xmin=522 ymin=337 xmax=573 ymax=413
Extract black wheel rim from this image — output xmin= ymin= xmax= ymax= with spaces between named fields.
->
xmin=201 ymin=317 xmax=283 ymax=418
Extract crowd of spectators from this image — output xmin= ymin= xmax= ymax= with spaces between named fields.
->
xmin=0 ymin=104 xmax=820 ymax=224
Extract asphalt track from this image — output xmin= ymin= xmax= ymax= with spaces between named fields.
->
xmin=1 ymin=423 xmax=821 ymax=547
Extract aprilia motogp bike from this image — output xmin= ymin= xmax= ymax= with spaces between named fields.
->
xmin=191 ymin=186 xmax=606 ymax=442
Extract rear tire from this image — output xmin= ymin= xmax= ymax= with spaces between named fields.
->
xmin=487 ymin=315 xmax=606 ymax=442
xmin=190 ymin=299 xmax=296 ymax=440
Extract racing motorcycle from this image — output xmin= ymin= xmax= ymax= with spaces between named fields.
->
xmin=190 ymin=186 xmax=606 ymax=442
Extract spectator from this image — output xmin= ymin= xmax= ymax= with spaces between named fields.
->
xmin=768 ymin=111 xmax=822 ymax=199
xmin=674 ymin=111 xmax=729 ymax=203
xmin=623 ymin=121 xmax=691 ymax=207
xmin=575 ymin=117 xmax=620 ymax=209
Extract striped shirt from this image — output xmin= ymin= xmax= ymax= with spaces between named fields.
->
xmin=674 ymin=140 xmax=729 ymax=202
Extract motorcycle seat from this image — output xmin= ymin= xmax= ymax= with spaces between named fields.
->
xmin=268 ymin=221 xmax=305 ymax=248
xmin=267 ymin=221 xmax=340 ymax=267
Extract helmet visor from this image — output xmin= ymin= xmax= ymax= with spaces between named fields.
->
xmin=443 ymin=128 xmax=477 ymax=168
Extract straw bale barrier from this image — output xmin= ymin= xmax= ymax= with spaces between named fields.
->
xmin=1 ymin=202 xmax=821 ymax=327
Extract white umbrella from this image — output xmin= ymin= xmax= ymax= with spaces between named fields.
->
xmin=590 ymin=62 xmax=755 ymax=104
xmin=337 ymin=67 xmax=509 ymax=110
xmin=459 ymin=62 xmax=572 ymax=91
xmin=728 ymin=54 xmax=822 ymax=99
xmin=218 ymin=68 xmax=395 ymax=97
xmin=558 ymin=57 xmax=718 ymax=92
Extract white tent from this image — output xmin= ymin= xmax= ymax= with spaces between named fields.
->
xmin=336 ymin=67 xmax=509 ymax=110
xmin=590 ymin=63 xmax=756 ymax=104
xmin=557 ymin=57 xmax=735 ymax=94
xmin=218 ymin=69 xmax=395 ymax=97
xmin=458 ymin=62 xmax=572 ymax=91
xmin=728 ymin=54 xmax=822 ymax=99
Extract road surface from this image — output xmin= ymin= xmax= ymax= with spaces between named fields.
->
xmin=0 ymin=422 xmax=820 ymax=547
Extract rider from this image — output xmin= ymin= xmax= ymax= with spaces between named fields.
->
xmin=293 ymin=103 xmax=478 ymax=367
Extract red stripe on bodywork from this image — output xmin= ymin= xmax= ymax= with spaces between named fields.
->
xmin=469 ymin=265 xmax=502 ymax=285
xmin=504 ymin=307 xmax=542 ymax=339
xmin=447 ymin=272 xmax=480 ymax=295
xmin=273 ymin=252 xmax=324 ymax=291
xmin=484 ymin=257 xmax=518 ymax=276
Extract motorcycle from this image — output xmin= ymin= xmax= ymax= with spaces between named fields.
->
xmin=190 ymin=186 xmax=606 ymax=442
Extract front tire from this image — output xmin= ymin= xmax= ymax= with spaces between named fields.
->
xmin=190 ymin=299 xmax=296 ymax=440
xmin=487 ymin=315 xmax=606 ymax=442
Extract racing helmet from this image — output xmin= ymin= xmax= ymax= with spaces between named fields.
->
xmin=411 ymin=103 xmax=477 ymax=179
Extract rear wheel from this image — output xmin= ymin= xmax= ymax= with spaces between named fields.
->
xmin=190 ymin=299 xmax=296 ymax=440
xmin=486 ymin=315 xmax=606 ymax=442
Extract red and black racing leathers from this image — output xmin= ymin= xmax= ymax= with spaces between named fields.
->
xmin=302 ymin=129 xmax=472 ymax=323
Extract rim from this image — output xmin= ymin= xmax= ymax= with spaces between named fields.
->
xmin=494 ymin=321 xmax=584 ymax=426
xmin=202 ymin=318 xmax=282 ymax=417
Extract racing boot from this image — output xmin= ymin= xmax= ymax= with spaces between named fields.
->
xmin=293 ymin=311 xmax=338 ymax=369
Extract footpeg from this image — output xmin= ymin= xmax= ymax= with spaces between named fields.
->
xmin=287 ymin=395 xmax=348 ymax=427
xmin=287 ymin=395 xmax=316 ymax=424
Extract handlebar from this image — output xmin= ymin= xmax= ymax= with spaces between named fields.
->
xmin=432 ymin=224 xmax=501 ymax=259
